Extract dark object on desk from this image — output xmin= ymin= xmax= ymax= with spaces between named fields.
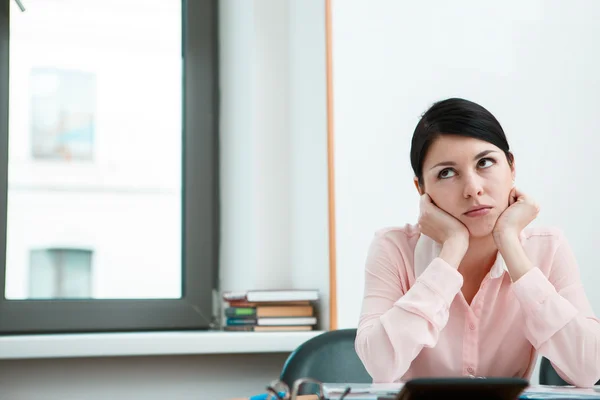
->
xmin=539 ymin=356 xmax=600 ymax=386
xmin=394 ymin=377 xmax=529 ymax=400
xmin=280 ymin=328 xmax=371 ymax=395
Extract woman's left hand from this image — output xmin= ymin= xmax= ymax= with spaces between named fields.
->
xmin=493 ymin=187 xmax=540 ymax=243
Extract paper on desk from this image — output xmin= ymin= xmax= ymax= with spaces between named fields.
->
xmin=324 ymin=382 xmax=600 ymax=400
xmin=323 ymin=383 xmax=403 ymax=399
xmin=520 ymin=385 xmax=600 ymax=399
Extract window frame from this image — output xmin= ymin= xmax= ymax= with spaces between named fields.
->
xmin=0 ymin=0 xmax=220 ymax=334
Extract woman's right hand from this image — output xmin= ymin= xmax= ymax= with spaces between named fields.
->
xmin=418 ymin=193 xmax=469 ymax=268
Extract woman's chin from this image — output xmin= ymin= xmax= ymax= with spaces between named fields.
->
xmin=465 ymin=220 xmax=497 ymax=238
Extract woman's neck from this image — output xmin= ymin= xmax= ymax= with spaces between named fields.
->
xmin=458 ymin=234 xmax=498 ymax=281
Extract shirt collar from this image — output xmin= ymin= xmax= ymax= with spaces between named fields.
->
xmin=413 ymin=234 xmax=509 ymax=279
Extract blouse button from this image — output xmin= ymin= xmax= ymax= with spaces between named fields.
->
xmin=467 ymin=367 xmax=474 ymax=374
xmin=469 ymin=323 xmax=476 ymax=330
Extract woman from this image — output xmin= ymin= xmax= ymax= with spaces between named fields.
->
xmin=355 ymin=98 xmax=600 ymax=387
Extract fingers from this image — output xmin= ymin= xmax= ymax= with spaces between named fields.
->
xmin=421 ymin=193 xmax=442 ymax=208
xmin=514 ymin=188 xmax=532 ymax=204
xmin=513 ymin=187 xmax=531 ymax=202
xmin=510 ymin=187 xmax=528 ymax=203
xmin=510 ymin=187 xmax=540 ymax=212
xmin=419 ymin=193 xmax=433 ymax=213
xmin=508 ymin=187 xmax=517 ymax=206
xmin=513 ymin=187 xmax=525 ymax=197
xmin=513 ymin=187 xmax=530 ymax=202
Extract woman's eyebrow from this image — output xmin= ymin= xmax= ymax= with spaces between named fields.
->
xmin=429 ymin=150 xmax=499 ymax=170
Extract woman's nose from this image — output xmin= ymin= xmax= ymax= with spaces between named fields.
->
xmin=463 ymin=174 xmax=484 ymax=198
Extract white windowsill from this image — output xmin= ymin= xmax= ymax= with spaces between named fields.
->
xmin=0 ymin=330 xmax=326 ymax=360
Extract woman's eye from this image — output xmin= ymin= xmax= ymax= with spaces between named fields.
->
xmin=438 ymin=168 xmax=456 ymax=179
xmin=478 ymin=158 xmax=495 ymax=168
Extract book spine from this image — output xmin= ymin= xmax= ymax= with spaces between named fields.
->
xmin=226 ymin=318 xmax=257 ymax=326
xmin=224 ymin=325 xmax=254 ymax=332
xmin=225 ymin=307 xmax=256 ymax=318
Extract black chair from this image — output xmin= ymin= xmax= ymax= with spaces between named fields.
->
xmin=280 ymin=328 xmax=372 ymax=394
xmin=539 ymin=357 xmax=569 ymax=386
xmin=539 ymin=356 xmax=600 ymax=385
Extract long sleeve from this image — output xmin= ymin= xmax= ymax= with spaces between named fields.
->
xmin=511 ymin=232 xmax=600 ymax=387
xmin=355 ymin=233 xmax=463 ymax=382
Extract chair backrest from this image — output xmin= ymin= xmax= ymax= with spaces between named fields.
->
xmin=539 ymin=356 xmax=599 ymax=386
xmin=280 ymin=328 xmax=372 ymax=393
xmin=539 ymin=357 xmax=569 ymax=386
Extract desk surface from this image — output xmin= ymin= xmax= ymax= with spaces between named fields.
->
xmin=231 ymin=396 xmax=318 ymax=400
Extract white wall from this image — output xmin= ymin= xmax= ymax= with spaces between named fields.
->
xmin=219 ymin=0 xmax=330 ymax=328
xmin=0 ymin=354 xmax=288 ymax=400
xmin=288 ymin=0 xmax=330 ymax=328
xmin=331 ymin=0 xmax=600 ymax=384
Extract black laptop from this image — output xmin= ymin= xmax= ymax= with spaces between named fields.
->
xmin=379 ymin=377 xmax=529 ymax=400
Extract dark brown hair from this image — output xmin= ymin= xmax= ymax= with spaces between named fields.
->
xmin=410 ymin=98 xmax=513 ymax=186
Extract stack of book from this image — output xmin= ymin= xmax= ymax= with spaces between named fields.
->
xmin=222 ymin=289 xmax=319 ymax=332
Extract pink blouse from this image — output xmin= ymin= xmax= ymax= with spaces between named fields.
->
xmin=355 ymin=224 xmax=600 ymax=387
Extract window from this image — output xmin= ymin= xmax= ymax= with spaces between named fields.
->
xmin=29 ymin=248 xmax=93 ymax=299
xmin=0 ymin=0 xmax=219 ymax=333
xmin=30 ymin=68 xmax=95 ymax=161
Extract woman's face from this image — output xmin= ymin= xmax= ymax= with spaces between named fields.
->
xmin=417 ymin=135 xmax=515 ymax=238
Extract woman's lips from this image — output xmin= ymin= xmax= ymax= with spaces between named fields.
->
xmin=464 ymin=207 xmax=492 ymax=217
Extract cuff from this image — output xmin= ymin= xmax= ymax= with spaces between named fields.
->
xmin=414 ymin=257 xmax=463 ymax=307
xmin=512 ymin=267 xmax=556 ymax=311
xmin=512 ymin=267 xmax=579 ymax=347
xmin=392 ymin=258 xmax=462 ymax=330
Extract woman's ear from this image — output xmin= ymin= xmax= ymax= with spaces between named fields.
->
xmin=413 ymin=177 xmax=424 ymax=195
xmin=509 ymin=153 xmax=516 ymax=186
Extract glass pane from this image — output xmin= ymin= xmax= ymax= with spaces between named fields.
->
xmin=60 ymin=249 xmax=93 ymax=298
xmin=28 ymin=250 xmax=56 ymax=298
xmin=29 ymin=248 xmax=92 ymax=299
xmin=5 ymin=0 xmax=183 ymax=299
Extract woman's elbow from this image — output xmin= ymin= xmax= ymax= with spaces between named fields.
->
xmin=355 ymin=330 xmax=379 ymax=380
xmin=558 ymin=359 xmax=600 ymax=388
xmin=355 ymin=327 xmax=403 ymax=382
xmin=566 ymin=374 xmax=599 ymax=388
xmin=571 ymin=364 xmax=600 ymax=388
